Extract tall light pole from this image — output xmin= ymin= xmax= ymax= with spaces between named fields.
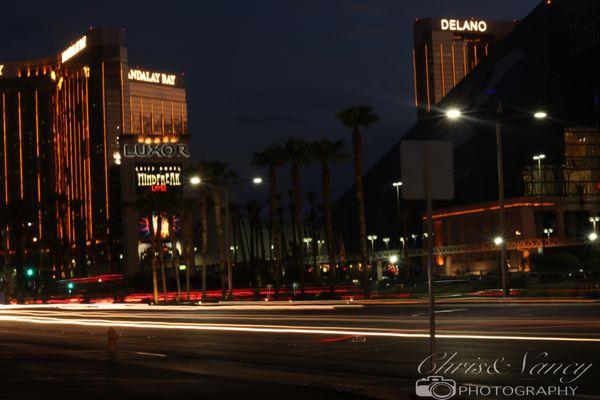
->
xmin=495 ymin=104 xmax=508 ymax=297
xmin=190 ymin=175 xmax=263 ymax=300
xmin=533 ymin=153 xmax=546 ymax=258
xmin=446 ymin=106 xmax=547 ymax=297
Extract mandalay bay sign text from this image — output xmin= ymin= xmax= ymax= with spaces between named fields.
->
xmin=128 ymin=69 xmax=176 ymax=86
xmin=123 ymin=143 xmax=190 ymax=159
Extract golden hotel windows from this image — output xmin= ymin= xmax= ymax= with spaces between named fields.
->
xmin=129 ymin=96 xmax=187 ymax=135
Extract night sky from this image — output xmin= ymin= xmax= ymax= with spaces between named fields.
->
xmin=1 ymin=0 xmax=540 ymax=201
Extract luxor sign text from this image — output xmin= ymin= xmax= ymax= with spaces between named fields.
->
xmin=441 ymin=19 xmax=487 ymax=32
xmin=123 ymin=143 xmax=190 ymax=158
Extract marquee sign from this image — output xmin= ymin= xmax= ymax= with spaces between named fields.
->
xmin=441 ymin=19 xmax=487 ymax=33
xmin=61 ymin=36 xmax=87 ymax=63
xmin=123 ymin=143 xmax=190 ymax=158
xmin=128 ymin=69 xmax=176 ymax=86
xmin=135 ymin=164 xmax=182 ymax=193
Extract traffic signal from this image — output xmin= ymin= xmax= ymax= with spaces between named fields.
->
xmin=25 ymin=267 xmax=35 ymax=278
xmin=67 ymin=282 xmax=75 ymax=290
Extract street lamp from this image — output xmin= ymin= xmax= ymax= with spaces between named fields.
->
xmin=367 ymin=235 xmax=378 ymax=251
xmin=189 ymin=176 xmax=201 ymax=185
xmin=446 ymin=108 xmax=461 ymax=120
xmin=589 ymin=216 xmax=600 ymax=230
xmin=589 ymin=232 xmax=598 ymax=242
xmin=252 ymin=177 xmax=263 ymax=185
xmin=532 ymin=153 xmax=546 ymax=255
xmin=493 ymin=236 xmax=504 ymax=246
xmin=382 ymin=237 xmax=390 ymax=249
xmin=447 ymin=106 xmax=548 ymax=297
xmin=543 ymin=228 xmax=553 ymax=238
xmin=389 ymin=255 xmax=398 ymax=264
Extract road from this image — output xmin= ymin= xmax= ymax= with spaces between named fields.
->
xmin=1 ymin=301 xmax=599 ymax=399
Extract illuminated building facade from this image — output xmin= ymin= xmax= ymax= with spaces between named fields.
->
xmin=413 ymin=17 xmax=515 ymax=116
xmin=0 ymin=28 xmax=189 ymax=278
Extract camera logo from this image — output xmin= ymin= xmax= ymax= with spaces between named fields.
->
xmin=415 ymin=376 xmax=457 ymax=400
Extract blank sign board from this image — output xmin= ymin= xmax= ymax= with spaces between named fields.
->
xmin=400 ymin=141 xmax=454 ymax=200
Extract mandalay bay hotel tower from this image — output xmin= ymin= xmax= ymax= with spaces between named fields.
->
xmin=0 ymin=28 xmax=190 ymax=279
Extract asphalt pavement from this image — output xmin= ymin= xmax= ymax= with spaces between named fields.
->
xmin=1 ymin=302 xmax=599 ymax=399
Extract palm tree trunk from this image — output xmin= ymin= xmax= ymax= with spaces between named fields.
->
xmin=151 ymin=244 xmax=159 ymax=304
xmin=353 ymin=128 xmax=370 ymax=297
xmin=199 ymin=189 xmax=208 ymax=301
xmin=213 ymin=186 xmax=227 ymax=299
xmin=268 ymin=168 xmax=281 ymax=292
xmin=292 ymin=163 xmax=305 ymax=294
xmin=322 ymin=162 xmax=337 ymax=293
xmin=170 ymin=214 xmax=181 ymax=302
xmin=159 ymin=238 xmax=168 ymax=303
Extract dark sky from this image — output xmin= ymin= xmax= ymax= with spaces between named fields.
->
xmin=1 ymin=0 xmax=540 ymax=200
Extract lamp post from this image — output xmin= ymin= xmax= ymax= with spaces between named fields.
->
xmin=382 ymin=237 xmax=390 ymax=249
xmin=589 ymin=216 xmax=600 ymax=231
xmin=446 ymin=106 xmax=548 ymax=298
xmin=190 ymin=175 xmax=263 ymax=299
xmin=533 ymin=154 xmax=546 ymax=257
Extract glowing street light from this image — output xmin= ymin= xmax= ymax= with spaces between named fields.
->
xmin=533 ymin=111 xmax=548 ymax=119
xmin=446 ymin=108 xmax=462 ymax=120
xmin=382 ymin=237 xmax=390 ymax=249
xmin=543 ymin=228 xmax=554 ymax=238
xmin=389 ymin=255 xmax=398 ymax=264
xmin=532 ymin=154 xmax=546 ymax=161
xmin=189 ymin=176 xmax=201 ymax=185
xmin=493 ymin=236 xmax=504 ymax=246
xmin=252 ymin=177 xmax=263 ymax=185
xmin=589 ymin=232 xmax=598 ymax=242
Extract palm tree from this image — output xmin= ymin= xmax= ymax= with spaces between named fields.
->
xmin=282 ymin=138 xmax=311 ymax=294
xmin=194 ymin=161 xmax=237 ymax=299
xmin=311 ymin=139 xmax=347 ymax=293
xmin=336 ymin=106 xmax=379 ymax=296
xmin=252 ymin=144 xmax=286 ymax=298
xmin=129 ymin=191 xmax=179 ymax=303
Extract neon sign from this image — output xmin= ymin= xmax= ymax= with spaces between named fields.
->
xmin=441 ymin=19 xmax=487 ymax=33
xmin=135 ymin=164 xmax=182 ymax=193
xmin=128 ymin=69 xmax=176 ymax=86
xmin=61 ymin=36 xmax=87 ymax=63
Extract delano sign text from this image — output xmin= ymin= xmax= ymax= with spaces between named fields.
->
xmin=441 ymin=19 xmax=487 ymax=33
xmin=123 ymin=143 xmax=190 ymax=158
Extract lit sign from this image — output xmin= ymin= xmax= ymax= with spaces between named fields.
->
xmin=441 ymin=19 xmax=487 ymax=32
xmin=128 ymin=69 xmax=176 ymax=86
xmin=135 ymin=164 xmax=182 ymax=193
xmin=0 ymin=65 xmax=4 ymax=76
xmin=123 ymin=143 xmax=190 ymax=158
xmin=61 ymin=36 xmax=87 ymax=63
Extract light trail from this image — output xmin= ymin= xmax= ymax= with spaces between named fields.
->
xmin=1 ymin=314 xmax=600 ymax=343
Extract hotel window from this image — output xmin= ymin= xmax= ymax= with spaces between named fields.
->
xmin=173 ymin=101 xmax=182 ymax=134
xmin=152 ymin=99 xmax=162 ymax=135
xmin=130 ymin=96 xmax=141 ymax=134
xmin=142 ymin=97 xmax=152 ymax=135
xmin=181 ymin=102 xmax=187 ymax=134
xmin=164 ymin=100 xmax=173 ymax=134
